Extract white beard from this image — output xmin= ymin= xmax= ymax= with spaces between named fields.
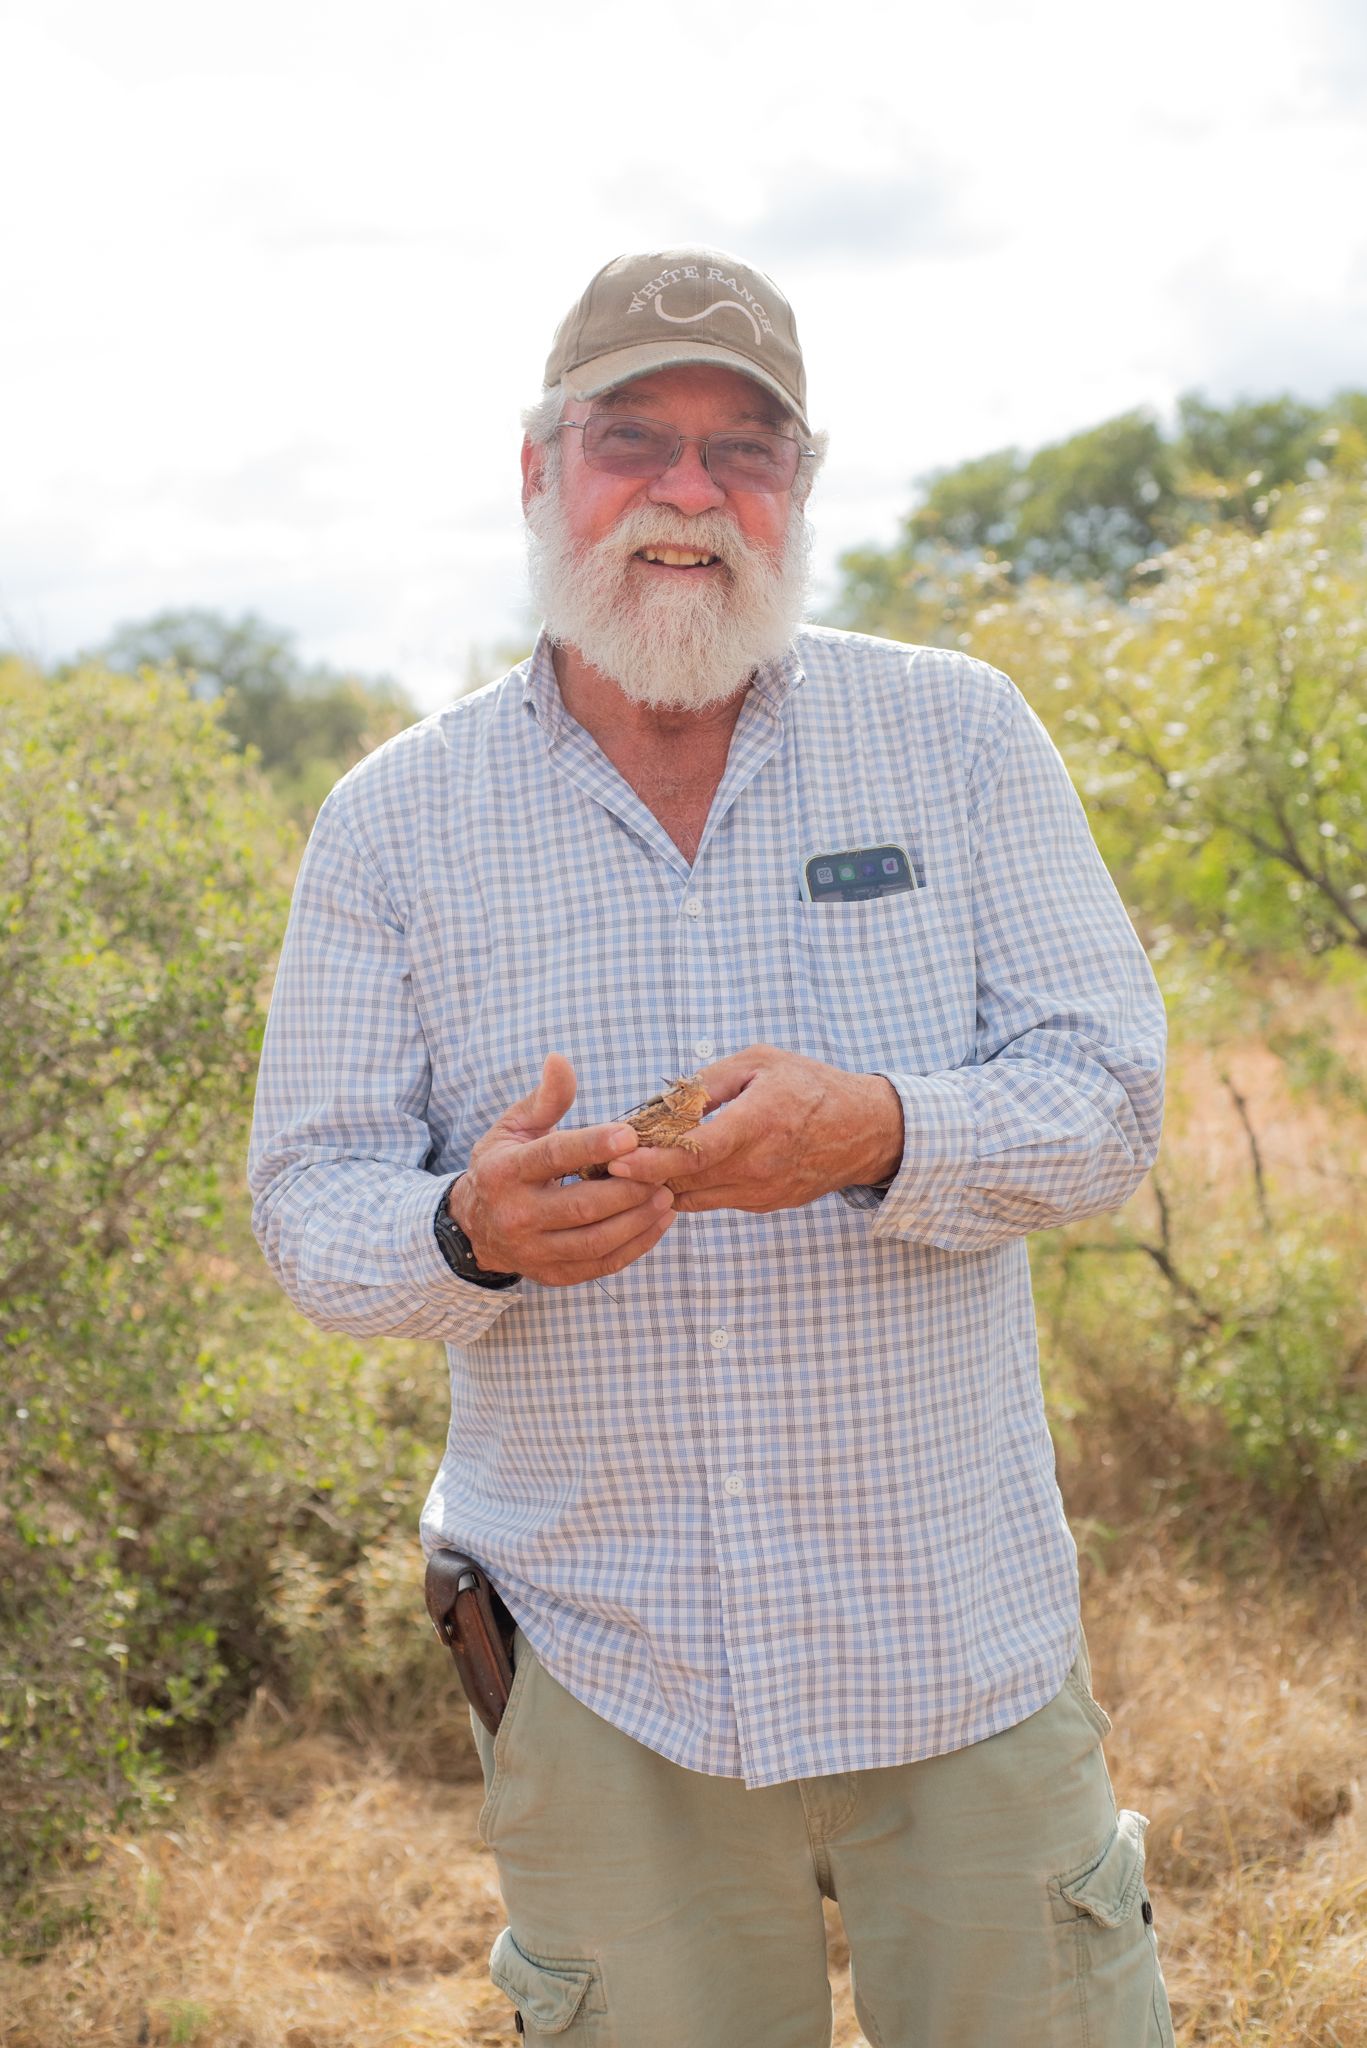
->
xmin=526 ymin=482 xmax=812 ymax=711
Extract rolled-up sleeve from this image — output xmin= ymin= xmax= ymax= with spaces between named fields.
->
xmin=872 ymin=681 xmax=1166 ymax=1251
xmin=247 ymin=790 xmax=518 ymax=1344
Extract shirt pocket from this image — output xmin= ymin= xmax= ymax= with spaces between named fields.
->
xmin=788 ymin=891 xmax=971 ymax=1075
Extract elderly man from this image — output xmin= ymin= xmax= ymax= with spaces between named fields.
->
xmin=250 ymin=248 xmax=1172 ymax=2046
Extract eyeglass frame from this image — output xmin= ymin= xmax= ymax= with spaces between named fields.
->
xmin=556 ymin=415 xmax=816 ymax=495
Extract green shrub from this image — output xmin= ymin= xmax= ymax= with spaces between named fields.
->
xmin=1 ymin=659 xmax=291 ymax=1914
xmin=1035 ymin=1143 xmax=1365 ymax=1540
xmin=0 ymin=658 xmax=458 ymax=1942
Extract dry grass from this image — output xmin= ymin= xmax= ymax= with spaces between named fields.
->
xmin=2 ymin=1559 xmax=1360 ymax=2048
xmin=1083 ymin=1560 xmax=1364 ymax=2048
xmin=0 ymin=1717 xmax=508 ymax=2048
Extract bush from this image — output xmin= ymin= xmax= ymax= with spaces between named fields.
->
xmin=0 ymin=658 xmax=470 ymax=1944
xmin=0 ymin=661 xmax=447 ymax=1942
xmin=1 ymin=659 xmax=291 ymax=1911
xmin=840 ymin=471 xmax=1367 ymax=974
xmin=1034 ymin=1066 xmax=1366 ymax=1545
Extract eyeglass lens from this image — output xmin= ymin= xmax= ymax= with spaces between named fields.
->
xmin=582 ymin=417 xmax=800 ymax=493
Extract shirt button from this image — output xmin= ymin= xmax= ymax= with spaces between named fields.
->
xmin=723 ymin=1473 xmax=745 ymax=1497
xmin=684 ymin=897 xmax=703 ymax=918
xmin=694 ymin=1037 xmax=715 ymax=1060
xmin=710 ymin=1327 xmax=730 ymax=1349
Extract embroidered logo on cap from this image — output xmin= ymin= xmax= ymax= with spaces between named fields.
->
xmin=627 ymin=263 xmax=775 ymax=345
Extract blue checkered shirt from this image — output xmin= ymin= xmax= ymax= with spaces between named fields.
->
xmin=249 ymin=627 xmax=1165 ymax=1788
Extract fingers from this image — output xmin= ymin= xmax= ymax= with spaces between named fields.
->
xmin=501 ymin=1051 xmax=579 ymax=1140
xmin=604 ymin=1118 xmax=747 ymax=1185
xmin=692 ymin=1049 xmax=767 ymax=1110
xmin=509 ymin=1191 xmax=678 ymax=1290
xmin=550 ymin=1187 xmax=675 ymax=1264
xmin=457 ymin=1151 xmax=673 ymax=1279
xmin=602 ymin=1144 xmax=688 ymax=1185
xmin=519 ymin=1118 xmax=639 ymax=1183
xmin=459 ymin=1056 xmax=694 ymax=1286
xmin=542 ymin=1177 xmax=672 ymax=1236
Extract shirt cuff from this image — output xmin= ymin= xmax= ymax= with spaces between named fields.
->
xmin=397 ymin=1170 xmax=524 ymax=1341
xmin=863 ymin=1071 xmax=979 ymax=1240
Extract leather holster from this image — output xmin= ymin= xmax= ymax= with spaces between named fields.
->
xmin=424 ymin=1547 xmax=517 ymax=1736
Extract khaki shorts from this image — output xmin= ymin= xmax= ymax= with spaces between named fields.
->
xmin=472 ymin=1634 xmax=1173 ymax=2047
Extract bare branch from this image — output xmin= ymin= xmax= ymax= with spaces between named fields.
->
xmin=1220 ymin=1070 xmax=1272 ymax=1233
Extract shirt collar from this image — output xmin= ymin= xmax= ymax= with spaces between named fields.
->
xmin=520 ymin=628 xmax=806 ymax=738
xmin=521 ymin=631 xmax=568 ymax=737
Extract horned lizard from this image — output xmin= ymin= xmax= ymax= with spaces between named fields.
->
xmin=581 ymin=1074 xmax=709 ymax=1179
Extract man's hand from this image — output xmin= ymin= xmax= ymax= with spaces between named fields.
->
xmin=606 ymin=1045 xmax=904 ymax=1213
xmin=450 ymin=1054 xmax=676 ymax=1285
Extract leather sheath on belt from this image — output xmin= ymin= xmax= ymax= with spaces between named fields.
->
xmin=424 ymin=1547 xmax=517 ymax=1735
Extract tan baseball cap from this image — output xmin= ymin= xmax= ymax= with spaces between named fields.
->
xmin=543 ymin=246 xmax=810 ymax=434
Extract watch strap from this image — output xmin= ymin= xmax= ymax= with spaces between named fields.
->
xmin=434 ymin=1179 xmax=521 ymax=1289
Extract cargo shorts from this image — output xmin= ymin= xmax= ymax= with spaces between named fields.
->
xmin=472 ymin=1634 xmax=1174 ymax=2047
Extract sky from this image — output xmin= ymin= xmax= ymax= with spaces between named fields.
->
xmin=3 ymin=0 xmax=1365 ymax=710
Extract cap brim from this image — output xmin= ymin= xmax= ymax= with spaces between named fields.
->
xmin=559 ymin=340 xmax=810 ymax=436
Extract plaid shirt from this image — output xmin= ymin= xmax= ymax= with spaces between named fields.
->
xmin=249 ymin=627 xmax=1165 ymax=1788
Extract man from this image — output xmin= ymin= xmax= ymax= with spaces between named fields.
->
xmin=250 ymin=247 xmax=1172 ymax=2046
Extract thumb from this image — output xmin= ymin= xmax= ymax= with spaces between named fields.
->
xmin=505 ymin=1051 xmax=578 ymax=1139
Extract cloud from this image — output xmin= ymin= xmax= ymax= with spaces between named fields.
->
xmin=1136 ymin=110 xmax=1217 ymax=145
xmin=147 ymin=442 xmax=353 ymax=527
xmin=262 ymin=224 xmax=425 ymax=252
xmin=1170 ymin=254 xmax=1367 ymax=402
xmin=1303 ymin=0 xmax=1367 ymax=113
xmin=746 ymin=168 xmax=992 ymax=265
xmin=588 ymin=163 xmax=993 ymax=272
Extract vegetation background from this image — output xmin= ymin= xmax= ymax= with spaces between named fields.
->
xmin=2 ymin=392 xmax=1364 ymax=2045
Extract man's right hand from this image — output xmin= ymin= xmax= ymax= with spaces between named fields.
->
xmin=448 ymin=1053 xmax=676 ymax=1288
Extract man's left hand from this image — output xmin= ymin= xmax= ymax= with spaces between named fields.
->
xmin=606 ymin=1045 xmax=904 ymax=1213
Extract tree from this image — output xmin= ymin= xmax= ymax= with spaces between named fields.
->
xmin=841 ymin=390 xmax=1367 ymax=600
xmin=909 ymin=410 xmax=1177 ymax=587
xmin=1071 ymin=475 xmax=1367 ymax=964
xmin=95 ymin=608 xmax=300 ymax=705
xmin=1176 ymin=393 xmax=1340 ymax=519
xmin=844 ymin=470 xmax=1367 ymax=968
xmin=89 ymin=609 xmax=418 ymax=820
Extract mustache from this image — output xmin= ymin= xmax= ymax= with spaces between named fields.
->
xmin=576 ymin=505 xmax=765 ymax=575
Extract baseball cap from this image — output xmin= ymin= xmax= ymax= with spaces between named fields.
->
xmin=543 ymin=247 xmax=810 ymax=434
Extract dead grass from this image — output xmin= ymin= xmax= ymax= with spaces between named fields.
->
xmin=1083 ymin=1559 xmax=1364 ymax=2047
xmin=0 ymin=1719 xmax=509 ymax=2048
xmin=2 ymin=1559 xmax=1360 ymax=2048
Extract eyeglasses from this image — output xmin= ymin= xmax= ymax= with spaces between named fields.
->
xmin=560 ymin=415 xmax=812 ymax=494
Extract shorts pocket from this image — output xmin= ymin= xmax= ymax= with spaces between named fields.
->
xmin=1053 ymin=1811 xmax=1175 ymax=2047
xmin=476 ymin=1629 xmax=534 ymax=1846
xmin=489 ymin=1927 xmax=602 ymax=2037
xmin=1063 ymin=1657 xmax=1113 ymax=1740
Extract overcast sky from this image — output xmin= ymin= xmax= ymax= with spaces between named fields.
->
xmin=3 ymin=0 xmax=1364 ymax=709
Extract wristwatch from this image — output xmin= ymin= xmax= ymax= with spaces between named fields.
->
xmin=433 ymin=1179 xmax=521 ymax=1290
